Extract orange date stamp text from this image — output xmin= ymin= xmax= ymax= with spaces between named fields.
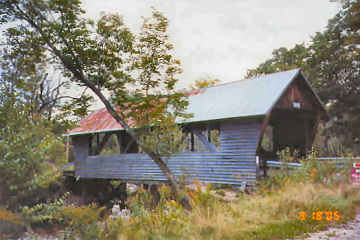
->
xmin=298 ymin=211 xmax=340 ymax=221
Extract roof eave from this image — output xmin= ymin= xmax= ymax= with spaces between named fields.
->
xmin=66 ymin=114 xmax=267 ymax=137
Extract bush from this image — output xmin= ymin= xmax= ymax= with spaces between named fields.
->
xmin=259 ymin=148 xmax=354 ymax=193
xmin=21 ymin=193 xmax=69 ymax=226
xmin=57 ymin=203 xmax=123 ymax=240
xmin=0 ymin=120 xmax=66 ymax=208
xmin=29 ymin=177 xmax=358 ymax=240
xmin=0 ymin=208 xmax=25 ymax=238
xmin=11 ymin=149 xmax=360 ymax=240
xmin=215 ymin=190 xmax=226 ymax=196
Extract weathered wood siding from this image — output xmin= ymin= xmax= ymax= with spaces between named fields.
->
xmin=72 ymin=135 xmax=90 ymax=173
xmin=75 ymin=152 xmax=257 ymax=184
xmin=219 ymin=120 xmax=262 ymax=179
xmin=74 ymin=119 xmax=262 ymax=185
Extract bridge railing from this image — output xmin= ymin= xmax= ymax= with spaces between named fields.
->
xmin=267 ymin=157 xmax=360 ymax=169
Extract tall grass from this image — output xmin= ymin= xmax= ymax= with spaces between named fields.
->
xmin=112 ymin=181 xmax=359 ymax=240
xmin=114 ymin=150 xmax=360 ymax=239
xmin=14 ymin=150 xmax=360 ymax=240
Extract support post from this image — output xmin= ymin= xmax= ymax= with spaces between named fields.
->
xmin=150 ymin=184 xmax=160 ymax=208
xmin=263 ymin=158 xmax=268 ymax=178
xmin=72 ymin=135 xmax=90 ymax=178
xmin=304 ymin=119 xmax=313 ymax=155
xmin=94 ymin=133 xmax=112 ymax=155
xmin=256 ymin=156 xmax=260 ymax=179
xmin=117 ymin=133 xmax=138 ymax=153
xmin=193 ymin=130 xmax=218 ymax=152
xmin=119 ymin=182 xmax=127 ymax=209
xmin=66 ymin=135 xmax=70 ymax=162
xmin=96 ymin=133 xmax=100 ymax=148
xmin=116 ymin=133 xmax=123 ymax=153
xmin=89 ymin=134 xmax=93 ymax=156
xmin=191 ymin=132 xmax=194 ymax=152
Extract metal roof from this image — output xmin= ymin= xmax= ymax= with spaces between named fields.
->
xmin=68 ymin=69 xmax=302 ymax=136
xmin=68 ymin=108 xmax=136 ymax=135
xmin=183 ymin=68 xmax=300 ymax=123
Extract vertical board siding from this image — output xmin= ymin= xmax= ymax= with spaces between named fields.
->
xmin=220 ymin=120 xmax=261 ymax=181
xmin=72 ymin=135 xmax=90 ymax=176
xmin=74 ymin=120 xmax=262 ymax=185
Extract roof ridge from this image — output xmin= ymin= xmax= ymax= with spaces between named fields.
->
xmin=196 ymin=68 xmax=300 ymax=91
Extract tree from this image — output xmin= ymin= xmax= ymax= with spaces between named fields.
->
xmin=347 ymin=0 xmax=360 ymax=41
xmin=0 ymin=1 xmax=191 ymax=208
xmin=0 ymin=43 xmax=89 ymax=135
xmin=246 ymin=44 xmax=310 ymax=78
xmin=246 ymin=0 xmax=360 ymax=155
xmin=0 ymin=59 xmax=67 ymax=208
xmin=189 ymin=75 xmax=221 ymax=90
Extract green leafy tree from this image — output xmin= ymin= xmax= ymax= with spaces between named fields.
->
xmin=246 ymin=0 xmax=360 ymax=154
xmin=0 ymin=1 xmax=191 ymax=208
xmin=0 ymin=78 xmax=66 ymax=208
xmin=246 ymin=44 xmax=310 ymax=78
xmin=0 ymin=48 xmax=72 ymax=208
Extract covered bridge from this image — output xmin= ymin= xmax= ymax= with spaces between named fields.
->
xmin=66 ymin=69 xmax=328 ymax=185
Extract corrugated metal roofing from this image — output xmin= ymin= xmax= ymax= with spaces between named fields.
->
xmin=69 ymin=108 xmax=125 ymax=135
xmin=68 ymin=69 xmax=301 ymax=136
xmin=183 ymin=68 xmax=300 ymax=123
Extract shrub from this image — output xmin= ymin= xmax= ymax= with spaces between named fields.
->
xmin=21 ymin=193 xmax=69 ymax=226
xmin=259 ymin=148 xmax=354 ymax=193
xmin=39 ymin=179 xmax=359 ymax=240
xmin=0 ymin=208 xmax=25 ymax=238
xmin=56 ymin=203 xmax=127 ymax=240
xmin=0 ymin=121 xmax=66 ymax=208
xmin=57 ymin=203 xmax=107 ymax=240
xmin=215 ymin=189 xmax=226 ymax=196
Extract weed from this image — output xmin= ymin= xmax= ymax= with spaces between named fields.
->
xmin=215 ymin=190 xmax=226 ymax=196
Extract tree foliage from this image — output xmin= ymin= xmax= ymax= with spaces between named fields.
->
xmin=0 ymin=45 xmax=70 ymax=208
xmin=0 ymin=0 xmax=191 ymax=207
xmin=247 ymin=0 xmax=360 ymax=154
xmin=189 ymin=76 xmax=221 ymax=90
xmin=0 ymin=79 xmax=66 ymax=208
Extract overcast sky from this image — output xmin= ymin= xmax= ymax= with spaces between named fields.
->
xmin=82 ymin=0 xmax=340 ymax=89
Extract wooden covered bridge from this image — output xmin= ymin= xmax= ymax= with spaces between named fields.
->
xmin=65 ymin=69 xmax=328 ymax=185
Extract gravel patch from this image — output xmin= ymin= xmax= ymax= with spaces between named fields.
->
xmin=293 ymin=214 xmax=360 ymax=240
xmin=16 ymin=233 xmax=59 ymax=240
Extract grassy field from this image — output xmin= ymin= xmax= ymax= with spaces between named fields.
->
xmin=111 ymin=181 xmax=360 ymax=240
xmin=2 ymin=155 xmax=360 ymax=240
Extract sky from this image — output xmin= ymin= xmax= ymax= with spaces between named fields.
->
xmin=82 ymin=0 xmax=341 ymax=89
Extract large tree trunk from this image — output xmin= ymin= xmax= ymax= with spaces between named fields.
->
xmin=16 ymin=7 xmax=192 ymax=210
xmin=90 ymin=88 xmax=191 ymax=209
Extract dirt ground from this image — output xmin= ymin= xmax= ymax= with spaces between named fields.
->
xmin=293 ymin=213 xmax=360 ymax=240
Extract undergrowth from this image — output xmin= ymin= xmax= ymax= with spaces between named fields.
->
xmin=4 ymin=149 xmax=360 ymax=240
